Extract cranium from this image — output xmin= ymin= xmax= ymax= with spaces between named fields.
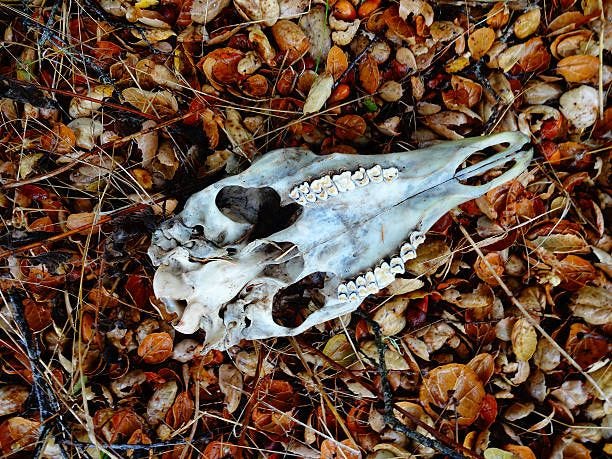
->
xmin=149 ymin=132 xmax=532 ymax=351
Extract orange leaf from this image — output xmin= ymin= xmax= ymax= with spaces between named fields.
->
xmin=335 ymin=114 xmax=367 ymax=141
xmin=320 ymin=439 xmax=361 ymax=459
xmin=358 ymin=54 xmax=380 ymax=94
xmin=419 ymin=363 xmax=485 ymax=426
xmin=556 ymin=55 xmax=599 ymax=83
xmin=110 ymin=409 xmax=144 ymax=443
xmin=504 ymin=444 xmax=537 ymax=459
xmin=326 ymin=45 xmax=349 ymax=81
xmin=165 ymin=391 xmax=194 ymax=429
xmin=138 ymin=332 xmax=173 ymax=364
xmin=468 ymin=27 xmax=495 ymax=60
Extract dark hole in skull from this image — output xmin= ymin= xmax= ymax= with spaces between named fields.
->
xmin=271 ymin=271 xmax=330 ymax=328
xmin=215 ymin=186 xmax=302 ymax=239
xmin=456 ymin=142 xmax=520 ymax=186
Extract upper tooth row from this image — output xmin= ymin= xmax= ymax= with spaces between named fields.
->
xmin=337 ymin=231 xmax=425 ymax=302
xmin=289 ymin=165 xmax=399 ymax=204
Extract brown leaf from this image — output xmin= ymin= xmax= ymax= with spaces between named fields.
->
xmin=0 ymin=386 xmax=29 ymax=417
xmin=419 ymin=363 xmax=485 ymax=426
xmin=335 ymin=114 xmax=367 ymax=141
xmin=511 ymin=318 xmax=537 ymax=361
xmin=165 ymin=391 xmax=194 ymax=429
xmin=326 ymin=45 xmax=349 ymax=81
xmin=0 ymin=417 xmax=40 ymax=454
xmin=271 ymin=20 xmax=310 ymax=62
xmin=468 ymin=27 xmax=495 ymax=60
xmin=138 ymin=332 xmax=173 ymax=364
xmin=358 ymin=54 xmax=381 ymax=94
xmin=474 ymin=252 xmax=504 ymax=285
xmin=556 ymin=55 xmax=599 ymax=83
xmin=569 ymin=286 xmax=612 ymax=326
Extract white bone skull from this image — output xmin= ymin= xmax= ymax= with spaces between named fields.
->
xmin=149 ymin=132 xmax=533 ymax=351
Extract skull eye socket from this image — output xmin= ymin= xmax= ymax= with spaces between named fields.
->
xmin=215 ymin=185 xmax=302 ymax=239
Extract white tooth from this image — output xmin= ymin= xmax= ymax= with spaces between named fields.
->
xmin=348 ymin=291 xmax=359 ymax=301
xmin=316 ymin=190 xmax=328 ymax=200
xmin=295 ymin=195 xmax=307 ymax=205
xmin=298 ymin=182 xmax=310 ymax=194
xmin=305 ymin=192 xmax=317 ymax=202
xmin=366 ymin=165 xmax=383 ymax=183
xmin=333 ymin=171 xmax=355 ymax=192
xmin=356 ymin=275 xmax=367 ymax=287
xmin=400 ymin=242 xmax=417 ymax=261
xmin=338 ymin=283 xmax=349 ymax=299
xmin=289 ymin=187 xmax=300 ymax=200
xmin=310 ymin=179 xmax=323 ymax=193
xmin=346 ymin=280 xmax=358 ymax=294
xmin=320 ymin=175 xmax=333 ymax=188
xmin=326 ymin=183 xmax=339 ymax=196
xmin=374 ymin=262 xmax=395 ymax=288
xmin=383 ymin=167 xmax=399 ymax=182
xmin=390 ymin=257 xmax=405 ymax=274
xmin=322 ymin=175 xmax=339 ymax=195
xmin=351 ymin=167 xmax=369 ymax=186
xmin=339 ymin=293 xmax=349 ymax=302
xmin=357 ymin=286 xmax=369 ymax=298
xmin=410 ymin=231 xmax=426 ymax=246
xmin=365 ymin=271 xmax=377 ymax=286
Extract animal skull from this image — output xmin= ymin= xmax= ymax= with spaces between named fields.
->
xmin=149 ymin=132 xmax=532 ymax=351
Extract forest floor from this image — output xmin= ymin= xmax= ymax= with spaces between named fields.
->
xmin=0 ymin=0 xmax=610 ymax=458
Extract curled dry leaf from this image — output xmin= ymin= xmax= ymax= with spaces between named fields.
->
xmin=511 ymin=318 xmax=537 ymax=362
xmin=474 ymin=252 xmax=504 ymax=286
xmin=405 ymin=239 xmax=451 ymax=276
xmin=559 ymin=85 xmax=599 ymax=130
xmin=372 ymin=296 xmax=408 ymax=336
xmin=556 ymin=54 xmax=599 ymax=83
xmin=224 ymin=108 xmax=258 ymax=159
xmin=0 ymin=417 xmax=40 ymax=455
xmin=271 ymin=19 xmax=310 ymax=62
xmin=67 ymin=118 xmax=103 ymax=150
xmin=326 ymin=45 xmax=348 ymax=81
xmin=234 ymin=0 xmax=279 ymax=27
xmin=399 ymin=0 xmax=434 ymax=26
xmin=299 ymin=5 xmax=331 ymax=63
xmin=360 ymin=340 xmax=409 ymax=370
xmin=322 ymin=334 xmax=357 ymax=367
xmin=137 ymin=332 xmax=173 ymax=364
xmin=513 ymin=8 xmax=540 ymax=39
xmin=146 ymin=380 xmax=178 ymax=426
xmin=335 ymin=114 xmax=367 ymax=141
xmin=441 ymin=283 xmax=495 ymax=309
xmin=320 ymin=439 xmax=361 ymax=459
xmin=0 ymin=386 xmax=29 ymax=417
xmin=467 ymin=353 xmax=495 ymax=385
xmin=358 ymin=54 xmax=380 ymax=95
xmin=122 ymin=88 xmax=178 ymax=116
xmin=551 ymin=380 xmax=589 ymax=410
xmin=569 ymin=286 xmax=612 ymax=326
xmin=468 ymin=27 xmax=495 ymax=60
xmin=303 ymin=72 xmax=334 ymax=115
xmin=419 ymin=363 xmax=486 ymax=426
xmin=218 ymin=363 xmax=243 ymax=414
xmin=190 ymin=0 xmax=231 ymax=24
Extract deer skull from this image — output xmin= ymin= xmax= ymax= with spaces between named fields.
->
xmin=149 ymin=132 xmax=532 ymax=351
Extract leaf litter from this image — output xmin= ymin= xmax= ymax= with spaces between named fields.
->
xmin=0 ymin=0 xmax=610 ymax=458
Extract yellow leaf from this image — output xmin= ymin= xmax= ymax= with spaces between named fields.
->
xmin=511 ymin=318 xmax=537 ymax=361
xmin=135 ymin=0 xmax=158 ymax=8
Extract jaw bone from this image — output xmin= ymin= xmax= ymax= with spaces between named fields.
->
xmin=149 ymin=132 xmax=533 ymax=351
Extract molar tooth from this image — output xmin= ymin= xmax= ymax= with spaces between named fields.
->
xmin=365 ymin=270 xmax=379 ymax=294
xmin=356 ymin=275 xmax=367 ymax=288
xmin=366 ymin=165 xmax=383 ymax=183
xmin=295 ymin=195 xmax=307 ymax=205
xmin=383 ymin=167 xmax=399 ymax=182
xmin=310 ymin=178 xmax=323 ymax=193
xmin=351 ymin=167 xmax=370 ymax=186
xmin=390 ymin=257 xmax=405 ymax=274
xmin=346 ymin=280 xmax=359 ymax=301
xmin=338 ymin=283 xmax=349 ymax=302
xmin=289 ymin=187 xmax=301 ymax=201
xmin=326 ymin=183 xmax=339 ymax=196
xmin=320 ymin=175 xmax=333 ymax=188
xmin=410 ymin=231 xmax=426 ymax=246
xmin=374 ymin=262 xmax=395 ymax=288
xmin=298 ymin=182 xmax=310 ymax=194
xmin=400 ymin=242 xmax=417 ymax=261
xmin=315 ymin=189 xmax=329 ymax=200
xmin=333 ymin=171 xmax=356 ymax=192
xmin=305 ymin=192 xmax=317 ymax=202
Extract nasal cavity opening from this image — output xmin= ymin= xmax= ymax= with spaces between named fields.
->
xmin=455 ymin=145 xmax=517 ymax=186
xmin=215 ymin=185 xmax=302 ymax=239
